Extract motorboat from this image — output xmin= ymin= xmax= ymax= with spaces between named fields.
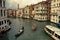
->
xmin=44 ymin=25 xmax=60 ymax=40
xmin=15 ymin=27 xmax=24 ymax=37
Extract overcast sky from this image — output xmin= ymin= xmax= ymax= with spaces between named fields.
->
xmin=5 ymin=0 xmax=46 ymax=9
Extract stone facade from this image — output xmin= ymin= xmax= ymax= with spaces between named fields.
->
xmin=50 ymin=0 xmax=60 ymax=24
xmin=0 ymin=0 xmax=10 ymax=32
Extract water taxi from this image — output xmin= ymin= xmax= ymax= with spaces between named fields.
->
xmin=44 ymin=25 xmax=60 ymax=40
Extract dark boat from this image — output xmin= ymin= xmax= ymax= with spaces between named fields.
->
xmin=15 ymin=27 xmax=24 ymax=37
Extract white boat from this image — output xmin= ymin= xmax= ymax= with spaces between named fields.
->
xmin=44 ymin=25 xmax=60 ymax=40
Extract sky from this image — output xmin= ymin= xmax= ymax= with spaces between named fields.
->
xmin=5 ymin=0 xmax=46 ymax=9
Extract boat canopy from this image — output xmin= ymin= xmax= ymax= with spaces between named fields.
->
xmin=55 ymin=31 xmax=60 ymax=36
xmin=46 ymin=25 xmax=60 ymax=36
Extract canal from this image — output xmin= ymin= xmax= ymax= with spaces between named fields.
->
xmin=0 ymin=18 xmax=57 ymax=40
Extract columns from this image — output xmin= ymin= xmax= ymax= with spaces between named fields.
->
xmin=1 ymin=9 xmax=4 ymax=17
xmin=5 ymin=10 xmax=7 ymax=17
xmin=2 ymin=0 xmax=3 ymax=7
xmin=2 ymin=0 xmax=5 ymax=7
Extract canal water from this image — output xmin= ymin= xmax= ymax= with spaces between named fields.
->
xmin=0 ymin=18 xmax=57 ymax=40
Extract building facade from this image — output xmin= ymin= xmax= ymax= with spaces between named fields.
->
xmin=16 ymin=4 xmax=23 ymax=18
xmin=0 ymin=0 xmax=10 ymax=32
xmin=7 ymin=9 xmax=13 ymax=17
xmin=33 ymin=1 xmax=50 ymax=21
xmin=50 ymin=0 xmax=60 ymax=25
xmin=29 ymin=5 xmax=34 ymax=19
xmin=19 ymin=8 xmax=24 ymax=18
xmin=22 ymin=6 xmax=30 ymax=19
xmin=7 ymin=9 xmax=17 ymax=18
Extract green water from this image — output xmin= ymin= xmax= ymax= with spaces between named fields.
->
xmin=0 ymin=18 xmax=57 ymax=40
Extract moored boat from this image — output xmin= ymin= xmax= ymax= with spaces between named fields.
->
xmin=44 ymin=25 xmax=60 ymax=40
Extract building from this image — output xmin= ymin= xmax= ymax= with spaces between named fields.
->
xmin=7 ymin=9 xmax=17 ymax=18
xmin=16 ymin=10 xmax=20 ymax=18
xmin=22 ymin=6 xmax=30 ymax=19
xmin=33 ymin=1 xmax=50 ymax=21
xmin=7 ymin=9 xmax=13 ymax=17
xmin=0 ymin=0 xmax=10 ymax=32
xmin=16 ymin=4 xmax=23 ymax=18
xmin=12 ymin=9 xmax=17 ymax=18
xmin=19 ymin=8 xmax=24 ymax=18
xmin=29 ymin=5 xmax=34 ymax=19
xmin=50 ymin=0 xmax=60 ymax=25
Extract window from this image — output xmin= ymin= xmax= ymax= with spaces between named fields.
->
xmin=55 ymin=34 xmax=58 ymax=37
xmin=57 ymin=0 xmax=58 ymax=1
xmin=59 ymin=20 xmax=60 ymax=23
xmin=5 ymin=26 xmax=7 ymax=27
xmin=53 ymin=4 xmax=55 ymax=6
xmin=58 ymin=35 xmax=60 ymax=39
xmin=36 ymin=7 xmax=38 ymax=9
xmin=0 ymin=27 xmax=1 ymax=30
xmin=0 ymin=21 xmax=1 ymax=26
xmin=4 ymin=20 xmax=6 ymax=24
xmin=47 ymin=28 xmax=52 ymax=33
xmin=43 ymin=17 xmax=44 ymax=19
xmin=1 ymin=21 xmax=3 ymax=25
xmin=33 ymin=8 xmax=34 ymax=10
xmin=26 ymin=11 xmax=27 ymax=13
xmin=2 ymin=27 xmax=4 ymax=29
xmin=1 ymin=10 xmax=3 ymax=16
xmin=45 ymin=17 xmax=47 ymax=19
xmin=0 ymin=0 xmax=2 ymax=7
xmin=3 ymin=1 xmax=5 ymax=7
xmin=51 ymin=31 xmax=54 ymax=35
xmin=4 ymin=10 xmax=5 ymax=16
xmin=53 ymin=10 xmax=55 ymax=12
xmin=59 ymin=16 xmax=60 ymax=19
xmin=57 ymin=3 xmax=58 ymax=7
xmin=54 ymin=0 xmax=56 ymax=2
xmin=59 ymin=3 xmax=60 ymax=6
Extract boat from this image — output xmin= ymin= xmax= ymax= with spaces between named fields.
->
xmin=32 ymin=24 xmax=36 ymax=31
xmin=44 ymin=25 xmax=60 ymax=40
xmin=15 ymin=27 xmax=24 ymax=37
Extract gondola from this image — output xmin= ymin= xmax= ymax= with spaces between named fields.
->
xmin=15 ymin=27 xmax=24 ymax=37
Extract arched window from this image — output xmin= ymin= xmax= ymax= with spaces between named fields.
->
xmin=4 ymin=20 xmax=6 ymax=24
xmin=4 ymin=10 xmax=5 ymax=16
xmin=3 ymin=1 xmax=5 ymax=7
xmin=1 ymin=21 xmax=3 ymax=25
xmin=0 ymin=0 xmax=2 ymax=7
xmin=1 ymin=10 xmax=3 ymax=16
xmin=0 ymin=21 xmax=1 ymax=26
